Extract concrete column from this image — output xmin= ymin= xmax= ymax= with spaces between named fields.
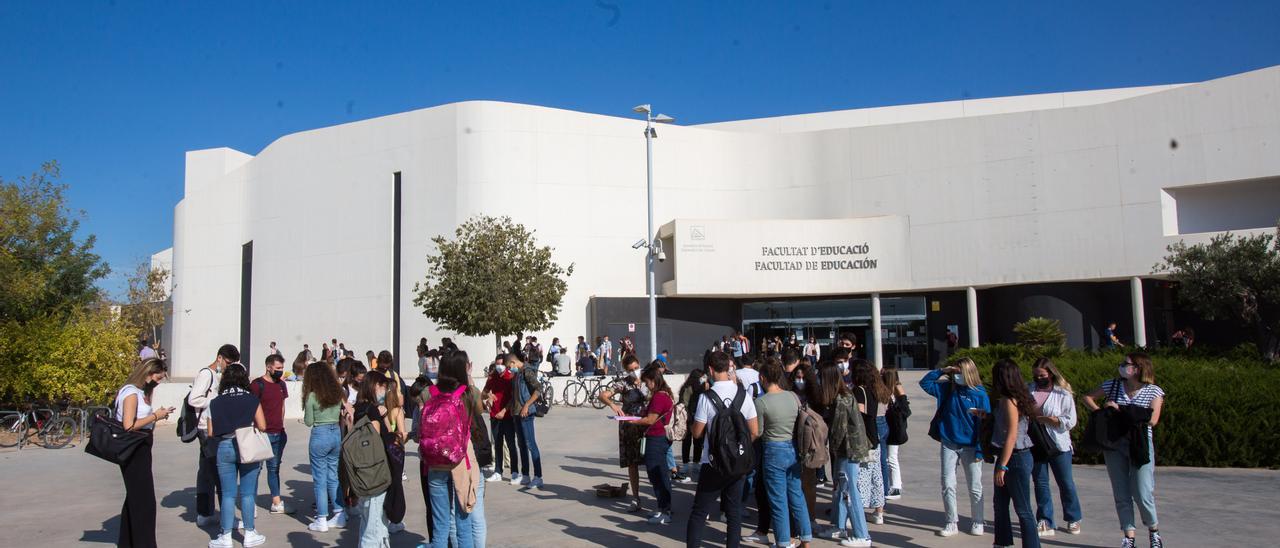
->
xmin=871 ymin=292 xmax=883 ymax=369
xmin=1131 ymin=277 xmax=1147 ymax=348
xmin=966 ymin=286 xmax=980 ymax=348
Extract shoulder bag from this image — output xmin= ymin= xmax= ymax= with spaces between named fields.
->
xmin=85 ymin=414 xmax=151 ymax=465
xmin=235 ymin=425 xmax=274 ymax=464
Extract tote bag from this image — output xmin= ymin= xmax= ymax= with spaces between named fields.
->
xmin=234 ymin=426 xmax=274 ymax=464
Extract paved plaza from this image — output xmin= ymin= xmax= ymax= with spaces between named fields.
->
xmin=4 ymin=371 xmax=1278 ymax=547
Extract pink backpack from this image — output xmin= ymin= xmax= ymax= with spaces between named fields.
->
xmin=418 ymin=385 xmax=471 ymax=470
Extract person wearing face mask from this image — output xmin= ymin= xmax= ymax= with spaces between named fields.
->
xmin=352 ymin=371 xmax=396 ymax=546
xmin=481 ymin=354 xmax=519 ymax=484
xmin=1027 ymin=358 xmax=1082 ymax=537
xmin=600 ymin=355 xmax=647 ymax=513
xmin=112 ymin=358 xmax=172 ymax=548
xmin=508 ymin=351 xmax=545 ymax=489
xmin=1083 ymin=353 xmax=1165 ymax=548
xmin=189 ymin=344 xmax=237 ymax=528
xmin=832 ymin=347 xmax=854 ymax=388
xmin=249 ymin=354 xmax=293 ymax=515
xmin=919 ymin=357 xmax=991 ymax=538
xmin=631 ymin=364 xmax=677 ymax=525
xmin=678 ymin=369 xmax=708 ymax=479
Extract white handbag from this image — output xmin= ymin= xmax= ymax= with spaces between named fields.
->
xmin=234 ymin=426 xmax=274 ymax=464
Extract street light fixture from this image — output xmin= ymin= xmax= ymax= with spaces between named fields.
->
xmin=635 ymin=104 xmax=676 ymax=362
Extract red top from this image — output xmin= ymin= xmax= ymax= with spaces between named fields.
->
xmin=482 ymin=371 xmax=515 ymax=419
xmin=249 ymin=377 xmax=288 ymax=434
xmin=645 ymin=391 xmax=674 ymax=437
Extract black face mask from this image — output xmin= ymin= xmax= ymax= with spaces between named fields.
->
xmin=1035 ymin=378 xmax=1052 ymax=389
xmin=145 ymin=380 xmax=159 ymax=391
xmin=271 ymin=370 xmax=284 ymax=381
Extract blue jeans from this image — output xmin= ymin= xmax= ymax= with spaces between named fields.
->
xmin=940 ymin=440 xmax=984 ymax=526
xmin=427 ymin=469 xmax=475 ymax=548
xmin=215 ymin=438 xmax=260 ymax=534
xmin=763 ymin=441 xmax=812 ymax=546
xmin=517 ymin=415 xmax=543 ymax=478
xmin=265 ymin=431 xmax=286 ymax=499
xmin=1104 ymin=439 xmax=1158 ymax=532
xmin=1033 ymin=449 xmax=1082 ymax=528
xmin=644 ymin=435 xmax=673 ymax=511
xmin=309 ymin=424 xmax=343 ymax=517
xmin=993 ymin=449 xmax=1040 ymax=548
xmin=358 ymin=491 xmax=389 ymax=547
xmin=833 ymin=457 xmax=870 ymax=540
xmin=875 ymin=416 xmax=889 ymax=494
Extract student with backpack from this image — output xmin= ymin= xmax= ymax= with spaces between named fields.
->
xmin=420 ymin=351 xmax=486 ymax=548
xmin=189 ymin=344 xmax=235 ymax=528
xmin=303 ymin=361 xmax=347 ymax=532
xmin=629 ymin=364 xmax=678 ymax=525
xmin=508 ymin=351 xmax=545 ymax=488
xmin=373 ymin=351 xmax=409 ymax=535
xmin=920 ymin=357 xmax=991 ymax=538
xmin=754 ymin=358 xmax=814 ymax=548
xmin=600 ymin=354 xmax=648 ymax=512
xmin=821 ymin=361 xmax=874 ymax=547
xmin=348 ymin=371 xmax=396 ymax=547
xmin=249 ymin=354 xmax=293 ymax=516
xmin=686 ymin=351 xmax=759 ymax=548
xmin=206 ymin=364 xmax=268 ymax=548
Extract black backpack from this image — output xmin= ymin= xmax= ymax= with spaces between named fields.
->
xmin=176 ymin=369 xmax=213 ymax=444
xmin=706 ymin=386 xmax=755 ymax=477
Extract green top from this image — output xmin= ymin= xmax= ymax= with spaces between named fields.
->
xmin=304 ymin=393 xmax=341 ymax=426
xmin=755 ymin=391 xmax=799 ymax=442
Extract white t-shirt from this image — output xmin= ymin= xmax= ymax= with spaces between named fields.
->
xmin=693 ymin=380 xmax=758 ymax=465
xmin=346 ymin=386 xmax=358 ymax=405
xmin=735 ymin=368 xmax=762 ymax=397
xmin=115 ymin=385 xmax=154 ymax=430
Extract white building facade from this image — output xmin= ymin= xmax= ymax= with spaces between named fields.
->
xmin=160 ymin=66 xmax=1280 ymax=377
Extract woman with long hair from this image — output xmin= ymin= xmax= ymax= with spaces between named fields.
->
xmin=919 ymin=357 xmax=991 ymax=537
xmin=880 ymin=366 xmax=908 ymax=500
xmin=375 ymin=351 xmax=410 ymax=535
xmin=208 ymin=363 xmax=268 ymax=548
xmin=850 ymin=360 xmax=891 ymax=524
xmin=632 ymin=364 xmax=677 ymax=525
xmin=755 ymin=359 xmax=813 ymax=547
xmin=990 ymin=359 xmax=1040 ymax=548
xmin=822 ymin=360 xmax=873 ymax=547
xmin=1029 ymin=358 xmax=1082 ymax=537
xmin=677 ymin=369 xmax=708 ymax=477
xmin=303 ymin=361 xmax=347 ymax=532
xmin=113 ymin=358 xmax=171 ymax=548
xmin=423 ymin=351 xmax=486 ymax=548
xmin=1083 ymin=352 xmax=1165 ymax=548
xmin=352 ymin=371 xmax=395 ymax=546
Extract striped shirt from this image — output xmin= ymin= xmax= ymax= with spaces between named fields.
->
xmin=1100 ymin=379 xmax=1165 ymax=408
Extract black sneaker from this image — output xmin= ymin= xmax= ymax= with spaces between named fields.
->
xmin=1121 ymin=537 xmax=1136 ymax=548
xmin=1149 ymin=531 xmax=1163 ymax=548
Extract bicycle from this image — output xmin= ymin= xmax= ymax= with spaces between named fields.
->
xmin=0 ymin=403 xmax=79 ymax=449
xmin=588 ymin=374 xmax=628 ymax=411
xmin=562 ymin=375 xmax=607 ymax=408
xmin=535 ymin=371 xmax=556 ymax=406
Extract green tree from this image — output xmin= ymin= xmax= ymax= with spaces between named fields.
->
xmin=0 ymin=162 xmax=109 ymax=322
xmin=413 ymin=215 xmax=574 ymax=347
xmin=1013 ymin=316 xmax=1067 ymax=355
xmin=1155 ymin=222 xmax=1280 ymax=362
xmin=121 ymin=260 xmax=170 ymax=344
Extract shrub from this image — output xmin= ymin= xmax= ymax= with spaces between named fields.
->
xmin=0 ymin=307 xmax=136 ymax=404
xmin=951 ymin=346 xmax=1280 ymax=468
xmin=1013 ymin=317 xmax=1066 ymax=355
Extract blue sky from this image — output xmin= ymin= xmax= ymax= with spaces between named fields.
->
xmin=2 ymin=1 xmax=1278 ymax=297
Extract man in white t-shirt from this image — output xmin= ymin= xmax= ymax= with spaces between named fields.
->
xmin=734 ymin=356 xmax=762 ymax=399
xmin=687 ymin=351 xmax=759 ymax=547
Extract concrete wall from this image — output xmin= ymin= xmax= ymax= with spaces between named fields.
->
xmin=166 ymin=66 xmax=1280 ymax=377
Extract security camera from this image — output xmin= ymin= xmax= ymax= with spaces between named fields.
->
xmin=657 ymin=250 xmax=667 ymax=262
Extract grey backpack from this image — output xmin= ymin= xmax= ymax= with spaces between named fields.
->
xmin=340 ymin=416 xmax=391 ymax=497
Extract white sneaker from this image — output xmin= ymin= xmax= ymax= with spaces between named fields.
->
xmin=269 ymin=502 xmax=294 ymax=514
xmin=825 ymin=527 xmax=846 ymax=540
xmin=242 ymin=529 xmax=266 ymax=547
xmin=331 ymin=510 xmax=347 ymax=528
xmin=520 ymin=475 xmax=532 ymax=486
xmin=485 ymin=472 xmax=503 ymax=482
xmin=969 ymin=523 xmax=984 ymax=536
xmin=937 ymin=523 xmax=958 ymax=537
xmin=196 ymin=514 xmax=218 ymax=527
xmin=1065 ymin=521 xmax=1083 ymax=535
xmin=840 ymin=538 xmax=872 ymax=547
xmin=208 ymin=532 xmax=233 ymax=548
xmin=647 ymin=512 xmax=671 ymax=525
xmin=1037 ymin=520 xmax=1056 ymax=537
xmin=510 ymin=473 xmax=523 ymax=485
xmin=885 ymin=488 xmax=902 ymax=500
xmin=740 ymin=532 xmax=768 ymax=544
xmin=870 ymin=512 xmax=884 ymax=525
xmin=307 ymin=517 xmax=329 ymax=532
xmin=530 ymin=477 xmax=544 ymax=489
xmin=387 ymin=522 xmax=406 ymax=534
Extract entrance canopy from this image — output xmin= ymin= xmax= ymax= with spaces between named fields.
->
xmin=657 ymin=217 xmax=913 ymax=297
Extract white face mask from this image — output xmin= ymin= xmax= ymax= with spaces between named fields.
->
xmin=640 ymin=384 xmax=651 ymax=397
xmin=630 ymin=369 xmax=641 ymax=379
xmin=837 ymin=361 xmax=849 ymax=372
xmin=494 ymin=365 xmax=507 ymax=375
xmin=794 ymin=379 xmax=806 ymax=390
xmin=1118 ymin=366 xmax=1133 ymax=379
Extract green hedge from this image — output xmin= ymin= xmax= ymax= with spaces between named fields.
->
xmin=950 ymin=345 xmax=1280 ymax=469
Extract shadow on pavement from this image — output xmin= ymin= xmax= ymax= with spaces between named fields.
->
xmin=79 ymin=516 xmax=119 ymax=544
xmin=548 ymin=517 xmax=649 ymax=547
xmin=159 ymin=486 xmax=198 ymax=520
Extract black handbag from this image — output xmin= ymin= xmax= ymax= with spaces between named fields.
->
xmin=886 ymin=396 xmax=911 ymax=445
xmin=1028 ymin=418 xmax=1064 ymax=462
xmin=85 ymin=414 xmax=151 ymax=464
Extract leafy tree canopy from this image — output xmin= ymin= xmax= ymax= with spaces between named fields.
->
xmin=413 ymin=215 xmax=574 ymax=339
xmin=1155 ymin=222 xmax=1280 ymax=362
xmin=0 ymin=162 xmax=109 ymax=322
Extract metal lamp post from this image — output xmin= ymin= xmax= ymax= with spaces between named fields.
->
xmin=633 ymin=104 xmax=675 ymax=362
